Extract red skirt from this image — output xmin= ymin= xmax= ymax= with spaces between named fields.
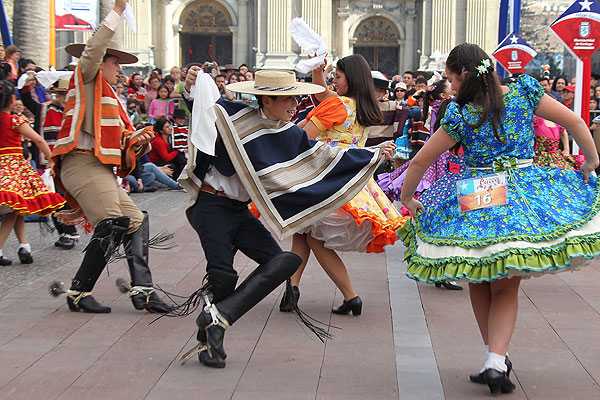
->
xmin=0 ymin=148 xmax=65 ymax=216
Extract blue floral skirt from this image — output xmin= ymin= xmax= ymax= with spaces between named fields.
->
xmin=401 ymin=165 xmax=600 ymax=282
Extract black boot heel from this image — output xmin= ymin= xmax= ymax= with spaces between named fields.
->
xmin=332 ymin=296 xmax=362 ymax=316
xmin=279 ymin=282 xmax=299 ymax=312
xmin=483 ymin=368 xmax=515 ymax=395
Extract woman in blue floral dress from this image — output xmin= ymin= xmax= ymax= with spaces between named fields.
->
xmin=400 ymin=44 xmax=600 ymax=395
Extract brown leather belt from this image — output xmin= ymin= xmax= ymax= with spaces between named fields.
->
xmin=200 ymin=183 xmax=227 ymax=197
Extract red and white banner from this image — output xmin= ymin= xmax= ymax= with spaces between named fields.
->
xmin=55 ymin=0 xmax=98 ymax=31
xmin=550 ymin=0 xmax=600 ymax=129
xmin=493 ymin=32 xmax=537 ymax=74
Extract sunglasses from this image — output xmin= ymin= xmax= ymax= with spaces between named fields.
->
xmin=395 ymin=89 xmax=406 ymax=93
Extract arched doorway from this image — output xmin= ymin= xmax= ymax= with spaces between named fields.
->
xmin=352 ymin=17 xmax=401 ymax=77
xmin=179 ymin=0 xmax=233 ymax=66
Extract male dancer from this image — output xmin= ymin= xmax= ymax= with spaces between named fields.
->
xmin=179 ymin=68 xmax=395 ymax=368
xmin=50 ymin=0 xmax=171 ymax=314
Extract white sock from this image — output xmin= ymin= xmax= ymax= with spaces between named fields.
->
xmin=479 ymin=345 xmax=490 ymax=373
xmin=0 ymin=249 xmax=3 ymax=257
xmin=484 ymin=352 xmax=508 ymax=372
xmin=19 ymin=243 xmax=31 ymax=252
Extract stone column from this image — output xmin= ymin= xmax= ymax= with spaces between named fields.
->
xmin=420 ymin=0 xmax=433 ymax=68
xmin=454 ymin=0 xmax=467 ymax=44
xmin=236 ymin=0 xmax=249 ymax=66
xmin=403 ymin=5 xmax=417 ymax=71
xmin=13 ymin=0 xmax=50 ymax=68
xmin=262 ymin=0 xmax=295 ymax=69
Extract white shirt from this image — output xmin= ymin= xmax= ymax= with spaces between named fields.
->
xmin=203 ymin=166 xmax=250 ymax=202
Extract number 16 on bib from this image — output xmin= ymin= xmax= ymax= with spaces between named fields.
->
xmin=456 ymin=173 xmax=508 ymax=213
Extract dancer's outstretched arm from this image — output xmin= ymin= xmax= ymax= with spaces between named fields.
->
xmin=400 ymin=128 xmax=457 ymax=215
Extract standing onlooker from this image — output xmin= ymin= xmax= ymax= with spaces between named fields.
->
xmin=170 ymin=66 xmax=181 ymax=85
xmin=215 ymin=74 xmax=235 ymax=101
xmin=4 ymin=45 xmax=21 ymax=82
xmin=127 ymin=72 xmax=147 ymax=108
xmin=562 ymin=85 xmax=575 ymax=110
xmin=551 ymin=75 xmax=567 ymax=102
xmin=144 ymin=74 xmax=161 ymax=111
xmin=148 ymin=84 xmax=175 ymax=121
xmin=126 ymin=99 xmax=143 ymax=127
xmin=402 ymin=70 xmax=415 ymax=91
xmin=539 ymin=77 xmax=552 ymax=94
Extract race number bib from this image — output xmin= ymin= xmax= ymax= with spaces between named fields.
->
xmin=457 ymin=173 xmax=508 ymax=213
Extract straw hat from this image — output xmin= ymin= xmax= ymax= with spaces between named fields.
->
xmin=225 ymin=70 xmax=325 ymax=96
xmin=50 ymin=78 xmax=70 ymax=94
xmin=65 ymin=38 xmax=138 ymax=65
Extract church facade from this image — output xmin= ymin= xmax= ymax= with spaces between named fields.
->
xmin=6 ymin=0 xmax=501 ymax=76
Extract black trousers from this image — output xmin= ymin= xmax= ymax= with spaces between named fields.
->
xmin=186 ymin=192 xmax=282 ymax=301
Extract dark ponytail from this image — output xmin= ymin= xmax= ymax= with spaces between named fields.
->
xmin=336 ymin=54 xmax=383 ymax=127
xmin=445 ymin=43 xmax=505 ymax=141
xmin=0 ymin=80 xmax=15 ymax=110
xmin=421 ymin=78 xmax=448 ymax=122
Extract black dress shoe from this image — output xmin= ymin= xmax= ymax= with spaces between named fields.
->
xmin=470 ymin=356 xmax=512 ymax=384
xmin=435 ymin=281 xmax=463 ymax=290
xmin=482 ymin=368 xmax=516 ymax=394
xmin=0 ymin=256 xmax=12 ymax=266
xmin=55 ymin=235 xmax=76 ymax=250
xmin=279 ymin=285 xmax=300 ymax=312
xmin=17 ymin=248 xmax=33 ymax=264
xmin=67 ymin=294 xmax=111 ymax=313
xmin=332 ymin=296 xmax=362 ymax=316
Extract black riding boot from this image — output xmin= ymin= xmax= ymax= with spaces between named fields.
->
xmin=195 ymin=252 xmax=301 ymax=368
xmin=68 ymin=217 xmax=130 ymax=313
xmin=124 ymin=213 xmax=173 ymax=314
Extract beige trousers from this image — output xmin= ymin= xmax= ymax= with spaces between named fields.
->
xmin=60 ymin=151 xmax=143 ymax=233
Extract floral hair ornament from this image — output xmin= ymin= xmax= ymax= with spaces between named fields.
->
xmin=475 ymin=58 xmax=493 ymax=77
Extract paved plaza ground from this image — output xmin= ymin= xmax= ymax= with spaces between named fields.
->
xmin=0 ymin=191 xmax=599 ymax=400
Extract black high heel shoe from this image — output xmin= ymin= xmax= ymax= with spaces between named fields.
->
xmin=435 ymin=281 xmax=463 ymax=290
xmin=332 ymin=296 xmax=362 ymax=316
xmin=470 ymin=355 xmax=512 ymax=384
xmin=482 ymin=368 xmax=516 ymax=394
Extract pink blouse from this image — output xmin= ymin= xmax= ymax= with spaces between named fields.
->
xmin=533 ymin=116 xmax=563 ymax=141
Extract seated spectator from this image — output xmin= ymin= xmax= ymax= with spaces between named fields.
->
xmin=148 ymin=117 xmax=187 ymax=180
xmin=126 ymin=154 xmax=182 ymax=192
xmin=148 ymin=84 xmax=175 ymax=121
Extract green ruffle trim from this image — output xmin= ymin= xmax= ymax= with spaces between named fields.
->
xmin=399 ymin=221 xmax=600 ymax=283
xmin=411 ymin=176 xmax=600 ymax=248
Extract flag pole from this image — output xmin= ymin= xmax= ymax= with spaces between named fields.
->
xmin=0 ymin=0 xmax=12 ymax=46
xmin=49 ymin=0 xmax=56 ymax=68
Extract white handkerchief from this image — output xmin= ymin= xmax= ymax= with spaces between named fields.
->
xmin=290 ymin=17 xmax=327 ymax=74
xmin=190 ymin=72 xmax=221 ymax=156
xmin=17 ymin=70 xmax=73 ymax=90
xmin=124 ymin=4 xmax=137 ymax=32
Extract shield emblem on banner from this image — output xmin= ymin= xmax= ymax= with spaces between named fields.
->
xmin=511 ymin=50 xmax=518 ymax=61
xmin=580 ymin=21 xmax=591 ymax=38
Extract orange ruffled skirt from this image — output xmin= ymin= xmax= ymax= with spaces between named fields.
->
xmin=0 ymin=151 xmax=65 ymax=216
xmin=302 ymin=179 xmax=408 ymax=253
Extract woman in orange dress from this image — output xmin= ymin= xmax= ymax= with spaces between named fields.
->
xmin=280 ymin=55 xmax=407 ymax=315
xmin=0 ymin=81 xmax=65 ymax=265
